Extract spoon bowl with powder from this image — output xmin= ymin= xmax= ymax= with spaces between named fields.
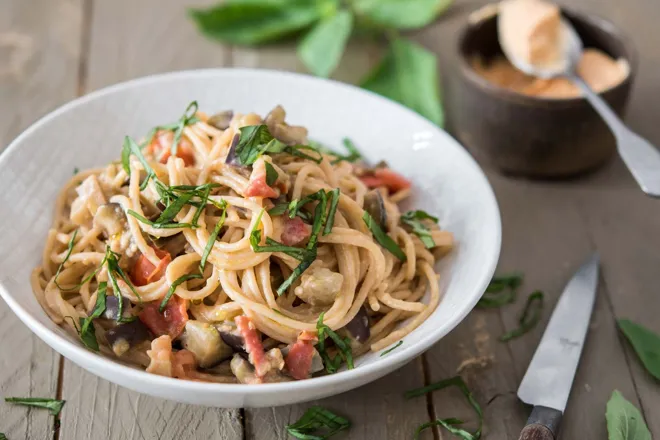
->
xmin=498 ymin=0 xmax=660 ymax=197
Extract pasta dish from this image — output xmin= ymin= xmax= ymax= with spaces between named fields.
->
xmin=32 ymin=103 xmax=453 ymax=384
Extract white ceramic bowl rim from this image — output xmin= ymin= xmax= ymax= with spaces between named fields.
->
xmin=0 ymin=68 xmax=501 ymax=398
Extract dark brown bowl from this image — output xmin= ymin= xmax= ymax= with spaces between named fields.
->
xmin=452 ymin=5 xmax=637 ymax=178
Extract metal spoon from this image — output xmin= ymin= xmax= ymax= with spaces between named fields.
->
xmin=499 ymin=17 xmax=660 ymax=197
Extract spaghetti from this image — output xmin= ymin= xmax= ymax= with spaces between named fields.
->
xmin=32 ymin=104 xmax=454 ymax=384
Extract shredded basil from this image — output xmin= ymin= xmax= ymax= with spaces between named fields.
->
xmin=127 ymin=209 xmax=196 ymax=229
xmin=316 ymin=312 xmax=354 ymax=373
xmin=380 ymin=340 xmax=403 ymax=356
xmin=406 ymin=376 xmax=482 ymax=439
xmin=363 ymin=211 xmax=407 ymax=261
xmin=323 ymin=188 xmax=340 ymax=236
xmin=159 ymin=274 xmax=203 ymax=312
xmin=105 ymin=246 xmax=141 ymax=319
xmin=264 ymin=161 xmax=278 ymax=187
xmin=499 ymin=291 xmax=544 ymax=342
xmin=5 ymin=397 xmax=66 ymax=416
xmin=414 ymin=418 xmax=473 ymax=440
xmin=79 ymin=281 xmax=107 ymax=347
xmin=53 ymin=230 xmax=78 ymax=290
xmin=0 ymin=432 xmax=7 ymax=440
xmin=400 ymin=210 xmax=438 ymax=249
xmin=200 ymin=199 xmax=228 ymax=272
xmin=73 ymin=167 xmax=79 ymax=175
xmin=169 ymin=101 xmax=199 ymax=157
xmin=477 ymin=273 xmax=523 ymax=309
xmin=233 ymin=124 xmax=322 ymax=166
xmin=330 ymin=137 xmax=363 ymax=164
xmin=268 ymin=202 xmax=289 ymax=216
xmin=286 ymin=406 xmax=351 ymax=440
xmin=122 ymin=136 xmax=156 ymax=190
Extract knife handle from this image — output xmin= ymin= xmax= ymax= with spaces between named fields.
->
xmin=518 ymin=406 xmax=563 ymax=440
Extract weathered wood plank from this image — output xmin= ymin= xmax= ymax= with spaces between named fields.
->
xmin=0 ymin=0 xmax=82 ymax=438
xmin=246 ymin=361 xmax=430 ymax=440
xmin=58 ymin=2 xmax=242 ymax=439
xmin=84 ymin=0 xmax=229 ymax=92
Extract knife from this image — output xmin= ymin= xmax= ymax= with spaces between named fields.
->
xmin=517 ymin=254 xmax=599 ymax=440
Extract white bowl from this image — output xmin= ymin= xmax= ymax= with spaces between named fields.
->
xmin=0 ymin=69 xmax=501 ymax=408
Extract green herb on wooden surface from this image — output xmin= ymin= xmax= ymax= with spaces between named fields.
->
xmin=477 ymin=273 xmax=523 ymax=309
xmin=5 ymin=397 xmax=66 ymax=416
xmin=618 ymin=319 xmax=660 ymax=381
xmin=499 ymin=291 xmax=544 ymax=342
xmin=286 ymin=405 xmax=351 ymax=439
xmin=606 ymin=390 xmax=651 ymax=440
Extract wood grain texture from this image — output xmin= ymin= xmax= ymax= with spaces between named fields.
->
xmin=246 ymin=361 xmax=430 ymax=440
xmin=58 ymin=362 xmax=243 ymax=440
xmin=0 ymin=0 xmax=82 ymax=438
xmin=84 ymin=0 xmax=229 ymax=92
xmin=57 ymin=2 xmax=242 ymax=439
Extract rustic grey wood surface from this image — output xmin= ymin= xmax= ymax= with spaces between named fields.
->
xmin=1 ymin=0 xmax=659 ymax=439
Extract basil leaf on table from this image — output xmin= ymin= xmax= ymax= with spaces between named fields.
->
xmin=189 ymin=0 xmax=330 ymax=46
xmin=618 ymin=319 xmax=660 ymax=380
xmin=499 ymin=291 xmax=544 ymax=342
xmin=5 ymin=397 xmax=66 ymax=416
xmin=606 ymin=390 xmax=651 ymax=440
xmin=361 ymin=37 xmax=444 ymax=126
xmin=354 ymin=0 xmax=453 ymax=30
xmin=298 ymin=9 xmax=353 ymax=77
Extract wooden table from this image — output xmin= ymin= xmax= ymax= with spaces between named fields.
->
xmin=1 ymin=0 xmax=658 ymax=438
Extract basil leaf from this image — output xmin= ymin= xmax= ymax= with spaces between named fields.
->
xmin=380 ymin=340 xmax=403 ymax=356
xmin=363 ymin=211 xmax=407 ymax=261
xmin=54 ymin=230 xmax=78 ymax=290
xmin=476 ymin=273 xmax=523 ymax=309
xmin=160 ymin=274 xmax=203 ymax=312
xmin=5 ymin=397 xmax=66 ymax=416
xmin=277 ymin=256 xmax=315 ymax=296
xmin=80 ymin=281 xmax=107 ymax=339
xmin=78 ymin=317 xmax=99 ymax=351
xmin=264 ymin=161 xmax=278 ymax=187
xmin=189 ymin=0 xmax=327 ymax=46
xmin=361 ymin=37 xmax=443 ymax=126
xmin=316 ymin=312 xmax=354 ymax=373
xmin=354 ymin=0 xmax=453 ymax=30
xmin=414 ymin=418 xmax=474 ymax=440
xmin=170 ymin=101 xmax=199 ymax=157
xmin=499 ymin=291 xmax=544 ymax=342
xmin=406 ymin=376 xmax=482 ymax=439
xmin=200 ymin=199 xmax=228 ymax=272
xmin=268 ymin=202 xmax=289 ymax=216
xmin=606 ymin=390 xmax=651 ymax=440
xmin=0 ymin=432 xmax=6 ymax=440
xmin=235 ymin=125 xmax=286 ymax=165
xmin=618 ymin=319 xmax=660 ymax=381
xmin=298 ymin=9 xmax=353 ymax=77
xmin=401 ymin=210 xmax=438 ymax=248
xmin=323 ymin=188 xmax=340 ymax=235
xmin=127 ymin=209 xmax=196 ymax=229
xmin=286 ymin=405 xmax=351 ymax=439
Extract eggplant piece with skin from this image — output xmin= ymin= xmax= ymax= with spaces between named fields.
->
xmin=224 ymin=133 xmax=241 ymax=166
xmin=105 ymin=320 xmax=151 ymax=357
xmin=103 ymin=295 xmax=131 ymax=320
xmin=153 ymin=233 xmax=187 ymax=259
xmin=363 ymin=190 xmax=387 ymax=230
xmin=216 ymin=321 xmax=246 ymax=353
xmin=341 ymin=306 xmax=371 ymax=349
xmin=207 ymin=110 xmax=233 ymax=130
xmin=181 ymin=321 xmax=233 ymax=368
xmin=230 ymin=354 xmax=292 ymax=384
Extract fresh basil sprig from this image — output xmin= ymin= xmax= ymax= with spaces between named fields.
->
xmin=316 ymin=312 xmax=354 ymax=373
xmin=286 ymin=405 xmax=351 ymax=440
xmin=499 ymin=291 xmax=544 ymax=342
xmin=400 ymin=210 xmax=438 ymax=249
xmin=189 ymin=0 xmax=449 ymax=125
xmin=5 ymin=397 xmax=66 ymax=416
xmin=233 ymin=125 xmax=322 ymax=166
xmin=363 ymin=211 xmax=406 ymax=261
xmin=606 ymin=390 xmax=651 ymax=440
xmin=618 ymin=319 xmax=660 ymax=381
xmin=406 ymin=376 xmax=482 ymax=440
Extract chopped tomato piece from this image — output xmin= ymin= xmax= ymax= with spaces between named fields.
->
xmin=139 ymin=295 xmax=188 ymax=339
xmin=360 ymin=168 xmax=411 ymax=194
xmin=244 ymin=172 xmax=278 ymax=198
xmin=131 ymin=246 xmax=172 ymax=287
xmin=285 ymin=332 xmax=317 ymax=380
xmin=147 ymin=130 xmax=195 ymax=167
xmin=235 ymin=315 xmax=271 ymax=377
xmin=281 ymin=217 xmax=311 ymax=247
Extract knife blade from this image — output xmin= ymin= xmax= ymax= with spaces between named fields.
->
xmin=517 ymin=253 xmax=599 ymax=440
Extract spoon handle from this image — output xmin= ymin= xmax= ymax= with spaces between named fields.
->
xmin=569 ymin=74 xmax=660 ymax=198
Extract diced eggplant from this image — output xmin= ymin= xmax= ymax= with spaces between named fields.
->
xmin=216 ymin=321 xmax=245 ymax=353
xmin=230 ymin=354 xmax=291 ymax=384
xmin=93 ymin=203 xmax=127 ymax=237
xmin=103 ymin=295 xmax=131 ymax=320
xmin=105 ymin=320 xmax=151 ymax=357
xmin=364 ymin=190 xmax=387 ymax=230
xmin=153 ymin=233 xmax=187 ymax=259
xmin=265 ymin=105 xmax=308 ymax=146
xmin=342 ymin=306 xmax=370 ymax=344
xmin=181 ymin=321 xmax=233 ymax=368
xmin=224 ymin=133 xmax=241 ymax=166
xmin=207 ymin=110 xmax=233 ymax=130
